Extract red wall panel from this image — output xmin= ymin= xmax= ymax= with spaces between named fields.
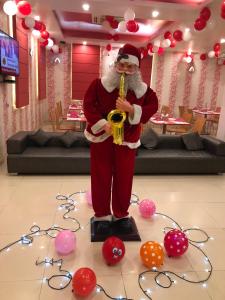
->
xmin=38 ymin=43 xmax=46 ymax=100
xmin=140 ymin=55 xmax=152 ymax=85
xmin=72 ymin=44 xmax=100 ymax=100
xmin=15 ymin=17 xmax=29 ymax=108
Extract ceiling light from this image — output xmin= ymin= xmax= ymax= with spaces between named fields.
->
xmin=152 ymin=10 xmax=159 ymax=18
xmin=83 ymin=41 xmax=87 ymax=45
xmin=34 ymin=15 xmax=40 ymax=21
xmin=220 ymin=38 xmax=225 ymax=43
xmin=82 ymin=3 xmax=90 ymax=11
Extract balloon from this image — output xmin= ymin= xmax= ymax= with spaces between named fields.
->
xmin=106 ymin=44 xmax=112 ymax=51
xmin=112 ymin=34 xmax=120 ymax=41
xmin=111 ymin=19 xmax=119 ymax=29
xmin=85 ymin=190 xmax=92 ymax=206
xmin=41 ymin=30 xmax=49 ymax=40
xmin=124 ymin=8 xmax=135 ymax=21
xmin=24 ymin=16 xmax=35 ymax=29
xmin=41 ymin=23 xmax=46 ymax=31
xmin=21 ymin=18 xmax=29 ymax=30
xmin=221 ymin=10 xmax=225 ymax=19
xmin=173 ymin=30 xmax=183 ymax=41
xmin=32 ymin=30 xmax=41 ymax=39
xmin=134 ymin=23 xmax=139 ymax=32
xmin=164 ymin=229 xmax=189 ymax=257
xmin=214 ymin=43 xmax=221 ymax=52
xmin=40 ymin=40 xmax=48 ymax=47
xmin=183 ymin=30 xmax=192 ymax=42
xmin=34 ymin=20 xmax=43 ymax=31
xmin=200 ymin=53 xmax=207 ymax=60
xmin=140 ymin=241 xmax=164 ymax=268
xmin=194 ymin=18 xmax=206 ymax=31
xmin=146 ymin=43 xmax=153 ymax=51
xmin=208 ymin=50 xmax=215 ymax=58
xmin=164 ymin=31 xmax=172 ymax=39
xmin=170 ymin=39 xmax=176 ymax=48
xmin=102 ymin=20 xmax=111 ymax=31
xmin=215 ymin=51 xmax=220 ymax=58
xmin=126 ymin=20 xmax=138 ymax=32
xmin=153 ymin=39 xmax=161 ymax=47
xmin=139 ymin=199 xmax=156 ymax=218
xmin=17 ymin=1 xmax=32 ymax=16
xmin=142 ymin=48 xmax=148 ymax=57
xmin=102 ymin=236 xmax=125 ymax=265
xmin=200 ymin=7 xmax=211 ymax=21
xmin=46 ymin=38 xmax=54 ymax=50
xmin=55 ymin=230 xmax=76 ymax=255
xmin=162 ymin=39 xmax=171 ymax=48
xmin=106 ymin=33 xmax=113 ymax=40
xmin=72 ymin=268 xmax=96 ymax=297
xmin=3 ymin=0 xmax=18 ymax=16
xmin=118 ymin=21 xmax=127 ymax=33
xmin=52 ymin=45 xmax=59 ymax=54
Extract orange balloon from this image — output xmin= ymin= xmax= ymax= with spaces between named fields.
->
xmin=140 ymin=241 xmax=164 ymax=268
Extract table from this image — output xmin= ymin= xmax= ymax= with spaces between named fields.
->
xmin=150 ymin=117 xmax=190 ymax=134
xmin=69 ymin=104 xmax=83 ymax=110
xmin=193 ymin=109 xmax=220 ymax=119
xmin=67 ymin=110 xmax=86 ymax=131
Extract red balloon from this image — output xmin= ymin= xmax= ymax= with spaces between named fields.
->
xmin=126 ymin=20 xmax=138 ymax=32
xmin=112 ymin=34 xmax=120 ymax=41
xmin=194 ymin=18 xmax=206 ymax=31
xmin=221 ymin=10 xmax=225 ymax=19
xmin=221 ymin=2 xmax=225 ymax=13
xmin=158 ymin=47 xmax=164 ymax=56
xmin=15 ymin=0 xmax=22 ymax=3
xmin=214 ymin=43 xmax=221 ymax=52
xmin=21 ymin=18 xmax=29 ymax=30
xmin=170 ymin=39 xmax=176 ymax=48
xmin=106 ymin=44 xmax=112 ymax=51
xmin=134 ymin=23 xmax=139 ymax=32
xmin=102 ymin=236 xmax=125 ymax=265
xmin=215 ymin=51 xmax=220 ymax=58
xmin=34 ymin=21 xmax=43 ymax=31
xmin=142 ymin=48 xmax=148 ymax=57
xmin=40 ymin=40 xmax=48 ymax=47
xmin=40 ymin=23 xmax=46 ymax=31
xmin=106 ymin=15 xmax=114 ymax=23
xmin=200 ymin=53 xmax=207 ymax=60
xmin=200 ymin=7 xmax=211 ymax=21
xmin=164 ymin=31 xmax=172 ymax=39
xmin=106 ymin=33 xmax=113 ymax=40
xmin=173 ymin=30 xmax=183 ymax=42
xmin=17 ymin=1 xmax=32 ymax=16
xmin=41 ymin=30 xmax=49 ymax=40
xmin=147 ymin=43 xmax=153 ymax=51
xmin=223 ymin=61 xmax=225 ymax=65
xmin=72 ymin=268 xmax=96 ymax=297
xmin=111 ymin=19 xmax=119 ymax=29
xmin=164 ymin=229 xmax=189 ymax=257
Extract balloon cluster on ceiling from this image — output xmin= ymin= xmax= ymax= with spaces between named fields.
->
xmin=3 ymin=0 xmax=62 ymax=54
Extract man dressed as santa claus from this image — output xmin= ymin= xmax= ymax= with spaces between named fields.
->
xmin=83 ymin=44 xmax=158 ymax=235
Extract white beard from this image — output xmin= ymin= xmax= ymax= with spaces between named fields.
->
xmin=101 ymin=67 xmax=148 ymax=99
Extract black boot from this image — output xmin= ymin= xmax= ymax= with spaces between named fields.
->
xmin=95 ymin=221 xmax=111 ymax=235
xmin=113 ymin=218 xmax=133 ymax=234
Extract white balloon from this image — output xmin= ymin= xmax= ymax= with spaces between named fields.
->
xmin=186 ymin=56 xmax=192 ymax=63
xmin=183 ymin=57 xmax=188 ymax=63
xmin=102 ymin=20 xmax=111 ymax=31
xmin=3 ymin=1 xmax=17 ymax=16
xmin=208 ymin=50 xmax=215 ymax=58
xmin=183 ymin=31 xmax=192 ymax=42
xmin=162 ymin=39 xmax=171 ymax=48
xmin=153 ymin=40 xmax=161 ymax=47
xmin=25 ymin=17 xmax=35 ymax=29
xmin=118 ymin=21 xmax=127 ymax=33
xmin=32 ymin=30 xmax=41 ymax=39
xmin=46 ymin=38 xmax=54 ymax=50
xmin=52 ymin=45 xmax=59 ymax=54
xmin=124 ymin=8 xmax=135 ymax=21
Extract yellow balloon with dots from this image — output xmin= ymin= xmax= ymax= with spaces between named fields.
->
xmin=140 ymin=241 xmax=164 ymax=268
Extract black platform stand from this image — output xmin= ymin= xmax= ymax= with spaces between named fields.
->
xmin=90 ymin=217 xmax=141 ymax=242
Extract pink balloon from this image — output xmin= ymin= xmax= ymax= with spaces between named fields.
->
xmin=86 ymin=190 xmax=92 ymax=206
xmin=164 ymin=229 xmax=189 ymax=257
xmin=55 ymin=230 xmax=76 ymax=255
xmin=139 ymin=199 xmax=156 ymax=218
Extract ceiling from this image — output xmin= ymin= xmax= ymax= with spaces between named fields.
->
xmin=28 ymin=0 xmax=225 ymax=53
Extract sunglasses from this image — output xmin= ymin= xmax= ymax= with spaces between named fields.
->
xmin=115 ymin=62 xmax=138 ymax=75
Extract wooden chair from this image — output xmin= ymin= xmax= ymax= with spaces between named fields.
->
xmin=179 ymin=106 xmax=186 ymax=117
xmin=56 ymin=101 xmax=67 ymax=120
xmin=167 ymin=116 xmax=206 ymax=135
xmin=166 ymin=112 xmax=193 ymax=134
xmin=161 ymin=105 xmax=170 ymax=115
xmin=49 ymin=109 xmax=76 ymax=131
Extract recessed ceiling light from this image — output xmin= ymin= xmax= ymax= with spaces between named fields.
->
xmin=82 ymin=3 xmax=90 ymax=11
xmin=152 ymin=10 xmax=159 ymax=18
xmin=83 ymin=41 xmax=87 ymax=45
xmin=220 ymin=38 xmax=225 ymax=43
xmin=34 ymin=16 xmax=40 ymax=21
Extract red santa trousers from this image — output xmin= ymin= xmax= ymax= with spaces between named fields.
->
xmin=90 ymin=136 xmax=136 ymax=218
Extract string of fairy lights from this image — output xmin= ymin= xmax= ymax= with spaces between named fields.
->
xmin=0 ymin=191 xmax=214 ymax=300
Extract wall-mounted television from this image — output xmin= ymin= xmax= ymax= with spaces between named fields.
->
xmin=0 ymin=29 xmax=19 ymax=77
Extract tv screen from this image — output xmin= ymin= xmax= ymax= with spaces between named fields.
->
xmin=0 ymin=30 xmax=19 ymax=77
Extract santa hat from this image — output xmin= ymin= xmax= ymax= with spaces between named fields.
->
xmin=116 ymin=44 xmax=141 ymax=67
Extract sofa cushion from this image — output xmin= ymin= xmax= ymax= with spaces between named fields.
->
xmin=29 ymin=129 xmax=50 ymax=146
xmin=182 ymin=132 xmax=204 ymax=151
xmin=59 ymin=131 xmax=79 ymax=148
xmin=140 ymin=128 xmax=159 ymax=149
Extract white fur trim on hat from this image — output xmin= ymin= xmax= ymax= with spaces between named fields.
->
xmin=91 ymin=119 xmax=108 ymax=134
xmin=128 ymin=104 xmax=142 ymax=125
xmin=119 ymin=54 xmax=139 ymax=66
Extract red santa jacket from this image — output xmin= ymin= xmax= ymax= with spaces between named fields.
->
xmin=83 ymin=78 xmax=158 ymax=149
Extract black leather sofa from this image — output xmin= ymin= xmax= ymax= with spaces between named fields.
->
xmin=6 ymin=131 xmax=225 ymax=175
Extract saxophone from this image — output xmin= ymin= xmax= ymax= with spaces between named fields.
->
xmin=107 ymin=73 xmax=126 ymax=145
